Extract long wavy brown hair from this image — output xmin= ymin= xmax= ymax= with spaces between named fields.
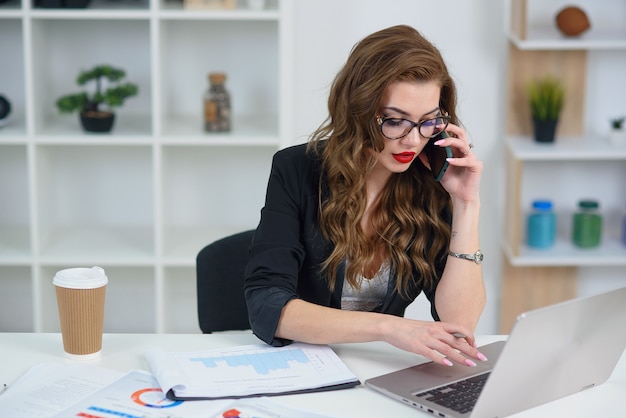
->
xmin=308 ymin=25 xmax=456 ymax=298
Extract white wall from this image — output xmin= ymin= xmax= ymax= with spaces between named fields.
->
xmin=290 ymin=0 xmax=508 ymax=334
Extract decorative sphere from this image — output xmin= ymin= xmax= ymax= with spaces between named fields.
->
xmin=556 ymin=6 xmax=591 ymax=37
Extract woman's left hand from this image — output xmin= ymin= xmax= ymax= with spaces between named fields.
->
xmin=431 ymin=123 xmax=482 ymax=202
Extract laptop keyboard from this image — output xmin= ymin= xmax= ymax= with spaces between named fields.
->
xmin=415 ymin=372 xmax=491 ymax=414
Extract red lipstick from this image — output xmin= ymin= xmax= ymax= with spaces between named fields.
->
xmin=392 ymin=152 xmax=416 ymax=164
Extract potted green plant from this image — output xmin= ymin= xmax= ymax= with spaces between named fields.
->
xmin=527 ymin=76 xmax=564 ymax=143
xmin=609 ymin=115 xmax=625 ymax=145
xmin=56 ymin=65 xmax=139 ymax=133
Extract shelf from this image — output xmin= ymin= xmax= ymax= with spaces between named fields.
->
xmin=508 ymin=27 xmax=626 ymax=50
xmin=503 ymin=239 xmax=626 ymax=267
xmin=160 ymin=114 xmax=280 ymax=144
xmin=506 ymin=135 xmax=626 ymax=160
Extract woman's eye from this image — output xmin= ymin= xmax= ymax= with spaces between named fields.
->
xmin=386 ymin=119 xmax=405 ymax=127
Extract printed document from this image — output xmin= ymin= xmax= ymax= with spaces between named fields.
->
xmin=145 ymin=343 xmax=360 ymax=399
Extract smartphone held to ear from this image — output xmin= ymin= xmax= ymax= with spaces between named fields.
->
xmin=423 ymin=131 xmax=452 ymax=182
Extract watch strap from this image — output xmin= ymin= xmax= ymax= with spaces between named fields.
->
xmin=448 ymin=249 xmax=484 ymax=264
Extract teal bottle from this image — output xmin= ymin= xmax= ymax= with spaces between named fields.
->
xmin=572 ymin=200 xmax=602 ymax=248
xmin=527 ymin=200 xmax=556 ymax=248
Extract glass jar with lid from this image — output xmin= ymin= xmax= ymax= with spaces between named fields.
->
xmin=204 ymin=72 xmax=231 ymax=132
xmin=572 ymin=199 xmax=602 ymax=248
xmin=527 ymin=199 xmax=556 ymax=249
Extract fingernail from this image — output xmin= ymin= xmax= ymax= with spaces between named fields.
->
xmin=465 ymin=359 xmax=477 ymax=367
xmin=434 ymin=140 xmax=444 ymax=145
xmin=477 ymin=352 xmax=488 ymax=362
xmin=443 ymin=358 xmax=454 ymax=367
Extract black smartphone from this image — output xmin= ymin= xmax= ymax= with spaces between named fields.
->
xmin=423 ymin=130 xmax=452 ymax=182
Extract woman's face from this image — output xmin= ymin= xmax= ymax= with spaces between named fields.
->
xmin=370 ymin=80 xmax=441 ymax=177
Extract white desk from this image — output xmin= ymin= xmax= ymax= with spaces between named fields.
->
xmin=1 ymin=333 xmax=625 ymax=417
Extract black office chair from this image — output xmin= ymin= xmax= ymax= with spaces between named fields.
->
xmin=196 ymin=230 xmax=255 ymax=333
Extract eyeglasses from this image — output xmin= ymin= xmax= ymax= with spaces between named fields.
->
xmin=376 ymin=112 xmax=450 ymax=140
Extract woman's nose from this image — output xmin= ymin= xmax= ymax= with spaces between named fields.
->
xmin=401 ymin=126 xmax=425 ymax=145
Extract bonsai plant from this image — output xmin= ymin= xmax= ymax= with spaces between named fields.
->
xmin=56 ymin=64 xmax=138 ymax=133
xmin=527 ymin=76 xmax=564 ymax=143
xmin=609 ymin=115 xmax=625 ymax=145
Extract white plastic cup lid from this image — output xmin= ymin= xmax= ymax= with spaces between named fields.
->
xmin=53 ymin=266 xmax=108 ymax=289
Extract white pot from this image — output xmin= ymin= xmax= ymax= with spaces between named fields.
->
xmin=609 ymin=129 xmax=626 ymax=146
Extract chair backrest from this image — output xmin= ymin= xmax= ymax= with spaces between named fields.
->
xmin=196 ymin=230 xmax=255 ymax=333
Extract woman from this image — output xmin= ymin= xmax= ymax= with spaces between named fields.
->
xmin=244 ymin=25 xmax=487 ymax=367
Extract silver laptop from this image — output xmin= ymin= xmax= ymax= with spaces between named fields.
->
xmin=365 ymin=286 xmax=626 ymax=417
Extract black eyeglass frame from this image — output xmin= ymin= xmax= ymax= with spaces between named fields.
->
xmin=375 ymin=112 xmax=451 ymax=140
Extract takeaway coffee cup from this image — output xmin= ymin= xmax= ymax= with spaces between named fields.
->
xmin=53 ymin=266 xmax=108 ymax=360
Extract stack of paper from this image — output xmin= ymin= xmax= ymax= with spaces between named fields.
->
xmin=0 ymin=343 xmax=357 ymax=417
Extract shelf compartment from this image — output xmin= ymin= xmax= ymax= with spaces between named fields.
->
xmin=0 ymin=145 xmax=31 ymax=262
xmin=508 ymin=0 xmax=626 ymax=50
xmin=39 ymin=265 xmax=157 ymax=332
xmin=160 ymin=145 xmax=274 ymax=262
xmin=162 ymin=266 xmax=199 ymax=333
xmin=30 ymin=0 xmax=149 ymax=15
xmin=0 ymin=18 xmax=26 ymax=136
xmin=504 ymin=150 xmax=626 ymax=263
xmin=0 ymin=267 xmax=33 ymax=331
xmin=30 ymin=18 xmax=152 ymax=136
xmin=158 ymin=19 xmax=279 ymax=138
xmin=35 ymin=145 xmax=155 ymax=261
xmin=159 ymin=0 xmax=279 ymax=15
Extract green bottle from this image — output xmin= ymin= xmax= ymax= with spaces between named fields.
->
xmin=572 ymin=200 xmax=602 ymax=248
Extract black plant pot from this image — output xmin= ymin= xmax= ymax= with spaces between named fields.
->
xmin=532 ymin=118 xmax=558 ymax=143
xmin=80 ymin=111 xmax=115 ymax=133
xmin=0 ymin=95 xmax=11 ymax=127
xmin=64 ymin=0 xmax=92 ymax=8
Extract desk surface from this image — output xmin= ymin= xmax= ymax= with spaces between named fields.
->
xmin=1 ymin=333 xmax=625 ymax=418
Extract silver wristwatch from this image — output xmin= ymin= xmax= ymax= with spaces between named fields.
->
xmin=448 ymin=249 xmax=484 ymax=264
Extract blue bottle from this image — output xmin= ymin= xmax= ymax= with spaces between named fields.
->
xmin=527 ymin=199 xmax=556 ymax=248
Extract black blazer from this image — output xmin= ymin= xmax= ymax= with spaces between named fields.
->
xmin=244 ymin=142 xmax=443 ymax=346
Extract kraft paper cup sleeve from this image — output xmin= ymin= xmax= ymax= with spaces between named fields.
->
xmin=53 ymin=267 xmax=108 ymax=360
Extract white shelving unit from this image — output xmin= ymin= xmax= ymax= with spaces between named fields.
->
xmin=0 ymin=0 xmax=293 ymax=333
xmin=500 ymin=0 xmax=626 ymax=332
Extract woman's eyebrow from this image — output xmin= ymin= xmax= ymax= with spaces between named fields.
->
xmin=382 ymin=106 xmax=440 ymax=118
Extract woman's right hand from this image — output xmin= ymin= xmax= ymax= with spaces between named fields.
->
xmin=380 ymin=316 xmax=488 ymax=367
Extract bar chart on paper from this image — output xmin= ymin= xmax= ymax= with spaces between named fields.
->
xmin=189 ymin=346 xmax=311 ymax=375
xmin=162 ymin=343 xmax=359 ymax=398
